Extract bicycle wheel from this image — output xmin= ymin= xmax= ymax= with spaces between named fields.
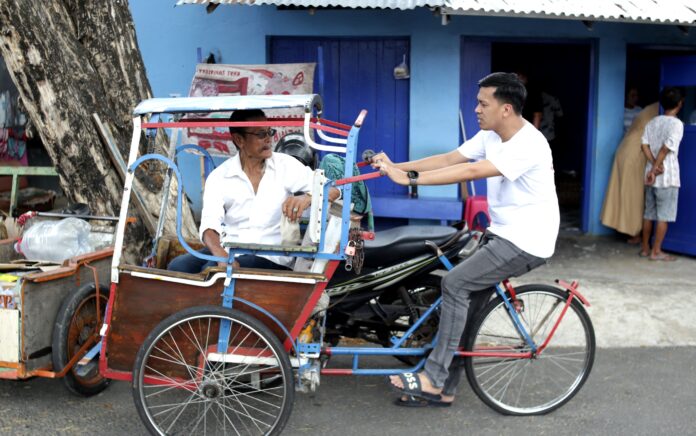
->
xmin=464 ymin=285 xmax=595 ymax=415
xmin=132 ymin=305 xmax=294 ymax=436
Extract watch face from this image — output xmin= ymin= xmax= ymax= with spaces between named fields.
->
xmin=407 ymin=170 xmax=419 ymax=179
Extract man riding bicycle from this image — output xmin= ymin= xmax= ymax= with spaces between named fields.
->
xmin=372 ymin=72 xmax=560 ymax=406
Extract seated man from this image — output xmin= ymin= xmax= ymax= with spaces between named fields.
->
xmin=168 ymin=109 xmax=340 ymax=273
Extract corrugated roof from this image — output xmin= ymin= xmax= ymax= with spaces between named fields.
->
xmin=176 ymin=0 xmax=434 ymax=9
xmin=176 ymin=0 xmax=696 ymax=26
xmin=442 ymin=0 xmax=696 ymax=26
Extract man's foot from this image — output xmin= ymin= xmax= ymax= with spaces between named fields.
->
xmin=627 ymin=236 xmax=641 ymax=245
xmin=650 ymin=252 xmax=677 ymax=261
xmin=639 ymin=250 xmax=650 ymax=258
xmin=389 ymin=372 xmax=442 ymax=400
xmin=395 ymin=393 xmax=454 ymax=408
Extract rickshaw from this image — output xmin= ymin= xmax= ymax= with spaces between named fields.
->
xmin=99 ymin=94 xmax=595 ymax=435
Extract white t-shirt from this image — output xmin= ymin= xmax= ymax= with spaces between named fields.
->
xmin=199 ymin=152 xmax=314 ymax=267
xmin=458 ymin=123 xmax=560 ymax=258
xmin=641 ymin=115 xmax=683 ymax=189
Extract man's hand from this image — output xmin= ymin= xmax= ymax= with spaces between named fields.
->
xmin=645 ymin=170 xmax=656 ymax=186
xmin=282 ymin=194 xmax=312 ymax=222
xmin=373 ymin=161 xmax=409 ymax=186
xmin=370 ymin=151 xmax=394 ymax=168
xmin=217 ymin=260 xmax=240 ymax=269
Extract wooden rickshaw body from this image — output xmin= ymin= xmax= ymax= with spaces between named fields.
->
xmin=99 ymin=94 xmax=360 ymax=382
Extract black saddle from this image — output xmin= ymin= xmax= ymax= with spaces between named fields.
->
xmin=362 ymin=225 xmax=457 ymax=268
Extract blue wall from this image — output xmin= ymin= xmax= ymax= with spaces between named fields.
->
xmin=130 ymin=1 xmax=696 ymax=234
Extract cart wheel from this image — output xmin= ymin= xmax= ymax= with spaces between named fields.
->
xmin=51 ymin=283 xmax=110 ymax=397
xmin=132 ymin=306 xmax=294 ymax=436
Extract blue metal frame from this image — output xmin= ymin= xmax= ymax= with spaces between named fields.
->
xmin=129 ymin=116 xmax=541 ymax=378
xmin=322 ymin=260 xmax=539 ymax=375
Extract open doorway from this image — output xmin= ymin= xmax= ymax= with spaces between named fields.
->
xmin=460 ymin=40 xmax=592 ymax=231
xmin=491 ymin=42 xmax=591 ymax=231
xmin=626 ymin=45 xmax=696 ymax=109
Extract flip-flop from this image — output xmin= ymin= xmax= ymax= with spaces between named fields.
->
xmin=394 ymin=395 xmax=452 ymax=408
xmin=638 ymin=251 xmax=650 ymax=258
xmin=649 ymin=253 xmax=677 ymax=261
xmin=388 ymin=373 xmax=442 ymax=402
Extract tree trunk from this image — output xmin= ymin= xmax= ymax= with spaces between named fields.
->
xmin=0 ymin=0 xmax=197 ymax=261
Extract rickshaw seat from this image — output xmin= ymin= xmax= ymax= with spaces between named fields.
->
xmin=119 ymin=263 xmax=327 ymax=283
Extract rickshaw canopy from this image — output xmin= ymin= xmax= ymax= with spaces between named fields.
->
xmin=132 ymin=94 xmax=323 ymax=116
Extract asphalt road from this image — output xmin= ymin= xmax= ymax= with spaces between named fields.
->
xmin=1 ymin=347 xmax=694 ymax=436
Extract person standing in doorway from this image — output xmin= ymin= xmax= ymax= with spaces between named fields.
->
xmin=624 ymin=86 xmax=642 ymax=134
xmin=601 ymin=102 xmax=659 ymax=244
xmin=515 ymin=70 xmax=543 ymax=129
xmin=640 ymin=87 xmax=684 ymax=261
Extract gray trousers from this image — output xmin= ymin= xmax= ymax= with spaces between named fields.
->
xmin=424 ymin=232 xmax=546 ymax=395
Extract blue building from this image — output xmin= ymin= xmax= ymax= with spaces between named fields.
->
xmin=130 ymin=0 xmax=696 ymax=246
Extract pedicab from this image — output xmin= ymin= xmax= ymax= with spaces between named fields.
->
xmin=99 ymin=94 xmax=596 ymax=435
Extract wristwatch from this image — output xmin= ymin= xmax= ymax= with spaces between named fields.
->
xmin=407 ymin=170 xmax=419 ymax=186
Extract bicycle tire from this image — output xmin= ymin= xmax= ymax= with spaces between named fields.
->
xmin=51 ymin=283 xmax=111 ymax=397
xmin=132 ymin=305 xmax=294 ymax=435
xmin=464 ymin=284 xmax=595 ymax=415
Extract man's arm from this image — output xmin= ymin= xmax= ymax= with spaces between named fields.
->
xmin=641 ymin=143 xmax=656 ymax=165
xmin=282 ymin=187 xmax=340 ymax=222
xmin=376 ymin=159 xmax=501 ymax=186
xmin=653 ymin=144 xmax=671 ymax=172
xmin=202 ymin=229 xmax=232 ymax=267
xmin=532 ymin=112 xmax=542 ymax=129
xmin=373 ymin=149 xmax=469 ymax=172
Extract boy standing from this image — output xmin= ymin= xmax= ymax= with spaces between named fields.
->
xmin=640 ymin=87 xmax=684 ymax=261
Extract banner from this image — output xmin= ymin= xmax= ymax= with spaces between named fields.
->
xmin=184 ymin=63 xmax=316 ymax=155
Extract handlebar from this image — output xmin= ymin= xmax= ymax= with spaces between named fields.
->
xmin=334 ymin=171 xmax=382 ymax=186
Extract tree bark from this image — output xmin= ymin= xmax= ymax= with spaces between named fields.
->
xmin=0 ymin=0 xmax=197 ymax=261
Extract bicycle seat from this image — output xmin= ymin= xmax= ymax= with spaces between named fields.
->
xmin=363 ymin=225 xmax=457 ymax=267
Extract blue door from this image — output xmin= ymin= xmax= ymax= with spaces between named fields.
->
xmin=270 ymin=37 xmax=410 ymax=198
xmin=459 ymin=40 xmax=491 ymax=197
xmin=660 ymin=56 xmax=696 ymax=255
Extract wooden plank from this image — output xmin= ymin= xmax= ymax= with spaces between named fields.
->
xmin=0 ymin=309 xmax=19 ymax=363
xmin=371 ymin=195 xmax=463 ymax=221
xmin=21 ymin=254 xmax=112 ymax=371
xmin=106 ymin=272 xmax=316 ymax=373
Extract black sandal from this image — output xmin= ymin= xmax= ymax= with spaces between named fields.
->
xmin=389 ymin=373 xmax=442 ymax=402
xmin=394 ymin=394 xmax=452 ymax=408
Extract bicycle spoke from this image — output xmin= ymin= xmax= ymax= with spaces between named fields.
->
xmin=135 ymin=310 xmax=293 ymax=435
xmin=467 ymin=287 xmax=595 ymax=415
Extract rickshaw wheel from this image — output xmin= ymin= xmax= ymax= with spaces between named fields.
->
xmin=51 ymin=283 xmax=111 ymax=397
xmin=133 ymin=306 xmax=294 ymax=436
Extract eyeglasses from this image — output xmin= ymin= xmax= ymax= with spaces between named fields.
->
xmin=242 ymin=128 xmax=277 ymax=140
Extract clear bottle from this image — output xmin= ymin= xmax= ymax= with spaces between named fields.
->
xmin=15 ymin=218 xmax=92 ymax=263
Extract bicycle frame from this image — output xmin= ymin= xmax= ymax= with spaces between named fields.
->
xmin=319 ymin=275 xmax=591 ymax=376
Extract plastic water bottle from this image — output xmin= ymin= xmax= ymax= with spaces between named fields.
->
xmin=15 ymin=218 xmax=93 ymax=263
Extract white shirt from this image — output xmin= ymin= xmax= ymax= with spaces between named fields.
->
xmin=199 ymin=152 xmax=314 ymax=267
xmin=458 ymin=122 xmax=560 ymax=258
xmin=642 ymin=115 xmax=683 ymax=188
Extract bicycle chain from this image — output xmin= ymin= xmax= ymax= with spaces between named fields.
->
xmin=345 ymin=227 xmax=364 ymax=275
